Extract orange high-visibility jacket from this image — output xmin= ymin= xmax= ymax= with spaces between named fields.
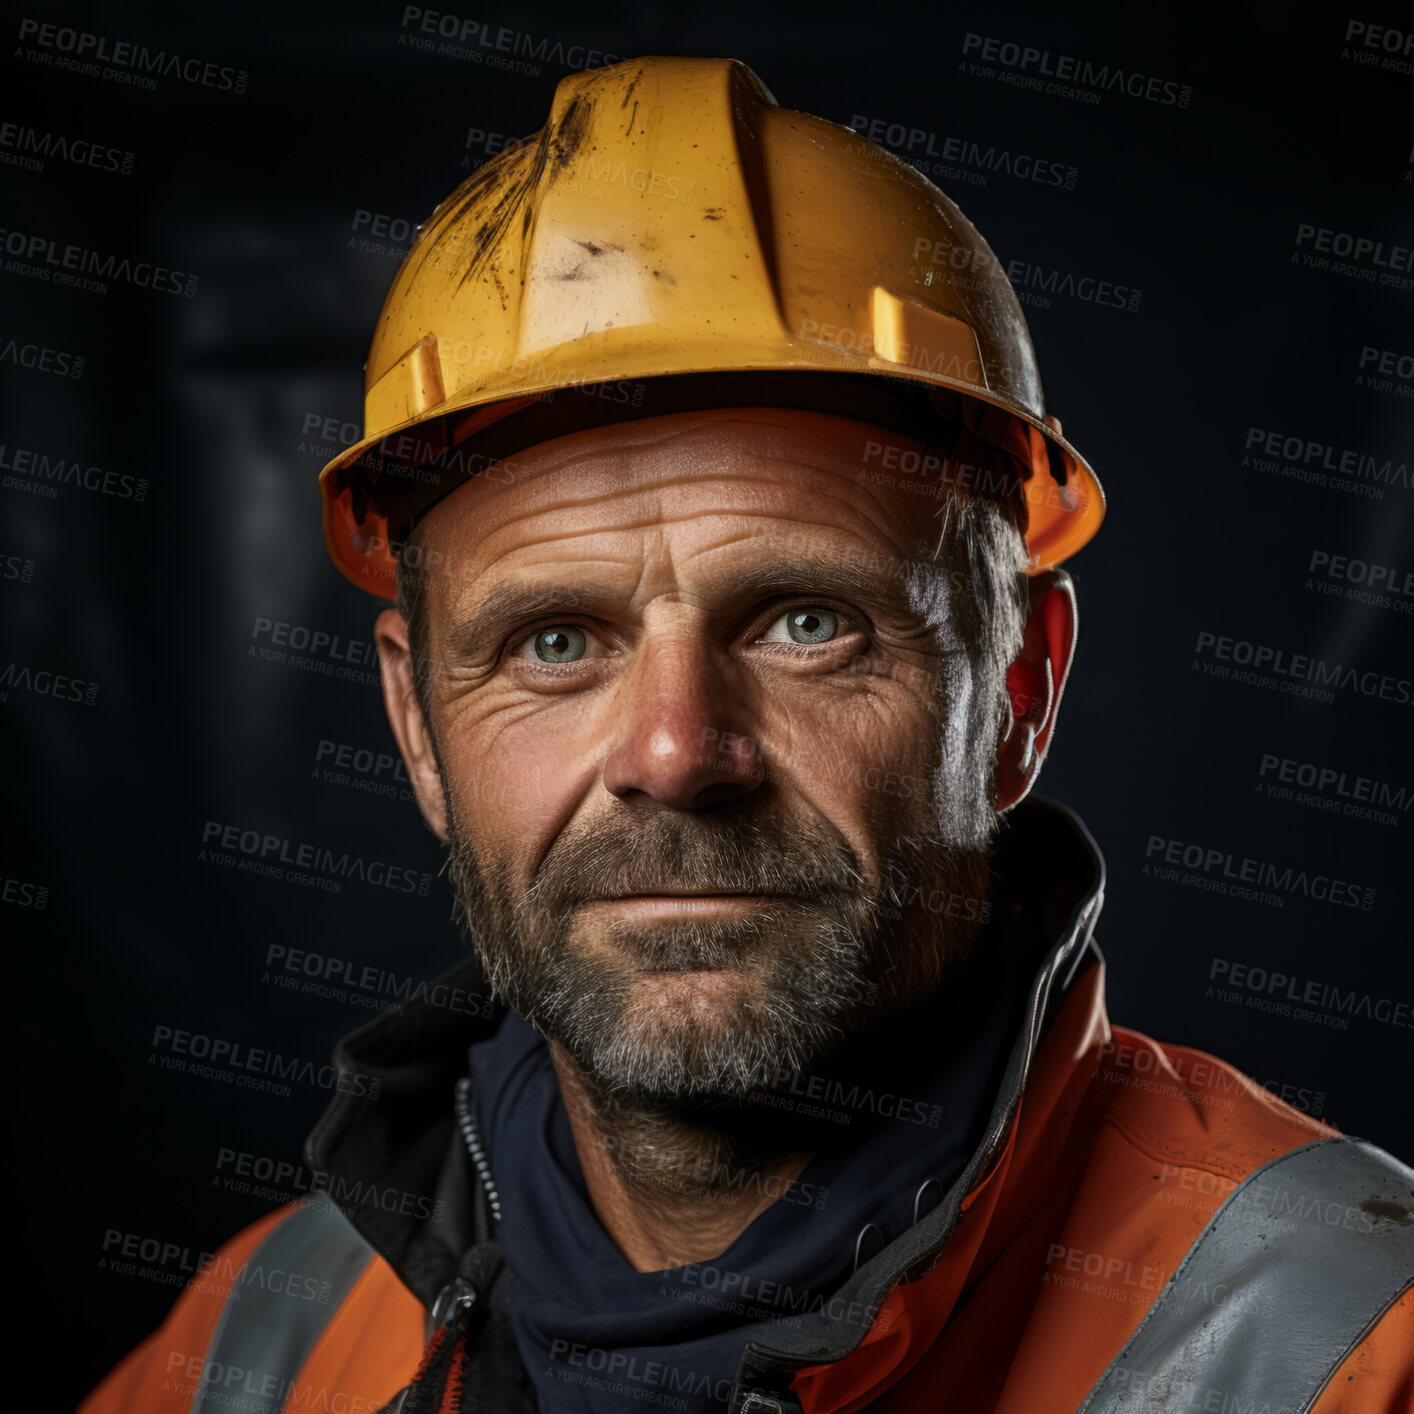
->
xmin=80 ymin=801 xmax=1414 ymax=1413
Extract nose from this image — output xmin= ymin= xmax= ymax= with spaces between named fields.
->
xmin=601 ymin=639 xmax=765 ymax=810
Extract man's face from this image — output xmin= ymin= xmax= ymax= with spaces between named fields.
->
xmin=398 ymin=408 xmax=1008 ymax=1104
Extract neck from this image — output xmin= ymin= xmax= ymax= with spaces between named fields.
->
xmin=550 ymin=1045 xmax=816 ymax=1271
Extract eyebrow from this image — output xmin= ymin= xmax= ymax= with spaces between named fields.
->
xmin=442 ymin=583 xmax=602 ymax=664
xmin=731 ymin=553 xmax=917 ymax=601
xmin=441 ymin=553 xmax=936 ymax=664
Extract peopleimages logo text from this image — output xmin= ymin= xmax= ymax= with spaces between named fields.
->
xmin=15 ymin=19 xmax=248 ymax=91
xmin=961 ymin=32 xmax=1192 ymax=106
xmin=0 ymin=227 xmax=197 ymax=296
xmin=1193 ymin=631 xmax=1412 ymax=705
xmin=200 ymin=821 xmax=432 ymax=896
xmin=149 ymin=1025 xmax=381 ymax=1097
xmin=1145 ymin=836 xmax=1375 ymax=911
xmin=1209 ymin=960 xmax=1411 ymax=1029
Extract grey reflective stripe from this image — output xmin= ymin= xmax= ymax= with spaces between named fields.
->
xmin=191 ymin=1200 xmax=375 ymax=1414
xmin=1080 ymin=1137 xmax=1414 ymax=1414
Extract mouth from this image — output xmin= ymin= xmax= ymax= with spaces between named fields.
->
xmin=588 ymin=893 xmax=779 ymax=917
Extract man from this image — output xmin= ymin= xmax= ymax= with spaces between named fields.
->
xmin=83 ymin=56 xmax=1411 ymax=1414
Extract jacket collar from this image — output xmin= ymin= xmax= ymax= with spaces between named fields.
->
xmin=304 ymin=796 xmax=1106 ymax=1327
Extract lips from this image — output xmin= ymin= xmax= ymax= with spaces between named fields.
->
xmin=594 ymin=891 xmax=773 ymax=900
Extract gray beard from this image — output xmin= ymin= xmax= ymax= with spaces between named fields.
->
xmin=443 ymin=793 xmax=995 ymax=1109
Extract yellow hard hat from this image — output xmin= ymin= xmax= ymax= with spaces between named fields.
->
xmin=319 ymin=55 xmax=1105 ymax=599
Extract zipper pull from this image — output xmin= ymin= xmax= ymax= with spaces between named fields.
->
xmin=429 ymin=1276 xmax=479 ymax=1331
xmin=402 ymin=1279 xmax=481 ymax=1414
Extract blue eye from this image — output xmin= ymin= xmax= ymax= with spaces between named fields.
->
xmin=763 ymin=608 xmax=840 ymax=644
xmin=532 ymin=626 xmax=587 ymax=662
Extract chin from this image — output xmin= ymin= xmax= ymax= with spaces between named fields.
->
xmin=635 ymin=967 xmax=755 ymax=1012
xmin=570 ymin=980 xmax=837 ymax=1105
xmin=616 ymin=968 xmax=771 ymax=1067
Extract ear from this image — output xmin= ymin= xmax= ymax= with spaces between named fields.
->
xmin=374 ymin=606 xmax=449 ymax=841
xmin=993 ymin=569 xmax=1078 ymax=813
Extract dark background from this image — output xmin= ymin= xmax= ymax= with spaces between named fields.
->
xmin=5 ymin=2 xmax=1409 ymax=1405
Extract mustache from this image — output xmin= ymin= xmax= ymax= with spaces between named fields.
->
xmin=517 ymin=807 xmax=868 ymax=914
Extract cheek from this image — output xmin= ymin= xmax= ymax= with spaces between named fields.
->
xmin=435 ymin=693 xmax=605 ymax=879
xmin=757 ymin=679 xmax=942 ymax=872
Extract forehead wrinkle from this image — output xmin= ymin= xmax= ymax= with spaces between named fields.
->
xmin=470 ymin=460 xmax=885 ymax=519
xmin=462 ymin=472 xmax=743 ymax=531
xmin=681 ymin=418 xmax=936 ymax=535
xmin=456 ymin=420 xmax=922 ymax=521
xmin=462 ymin=464 xmax=917 ymax=553
xmin=458 ymin=505 xmax=915 ymax=590
xmin=677 ymin=528 xmax=907 ymax=600
xmin=431 ymin=413 xmax=933 ymax=573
